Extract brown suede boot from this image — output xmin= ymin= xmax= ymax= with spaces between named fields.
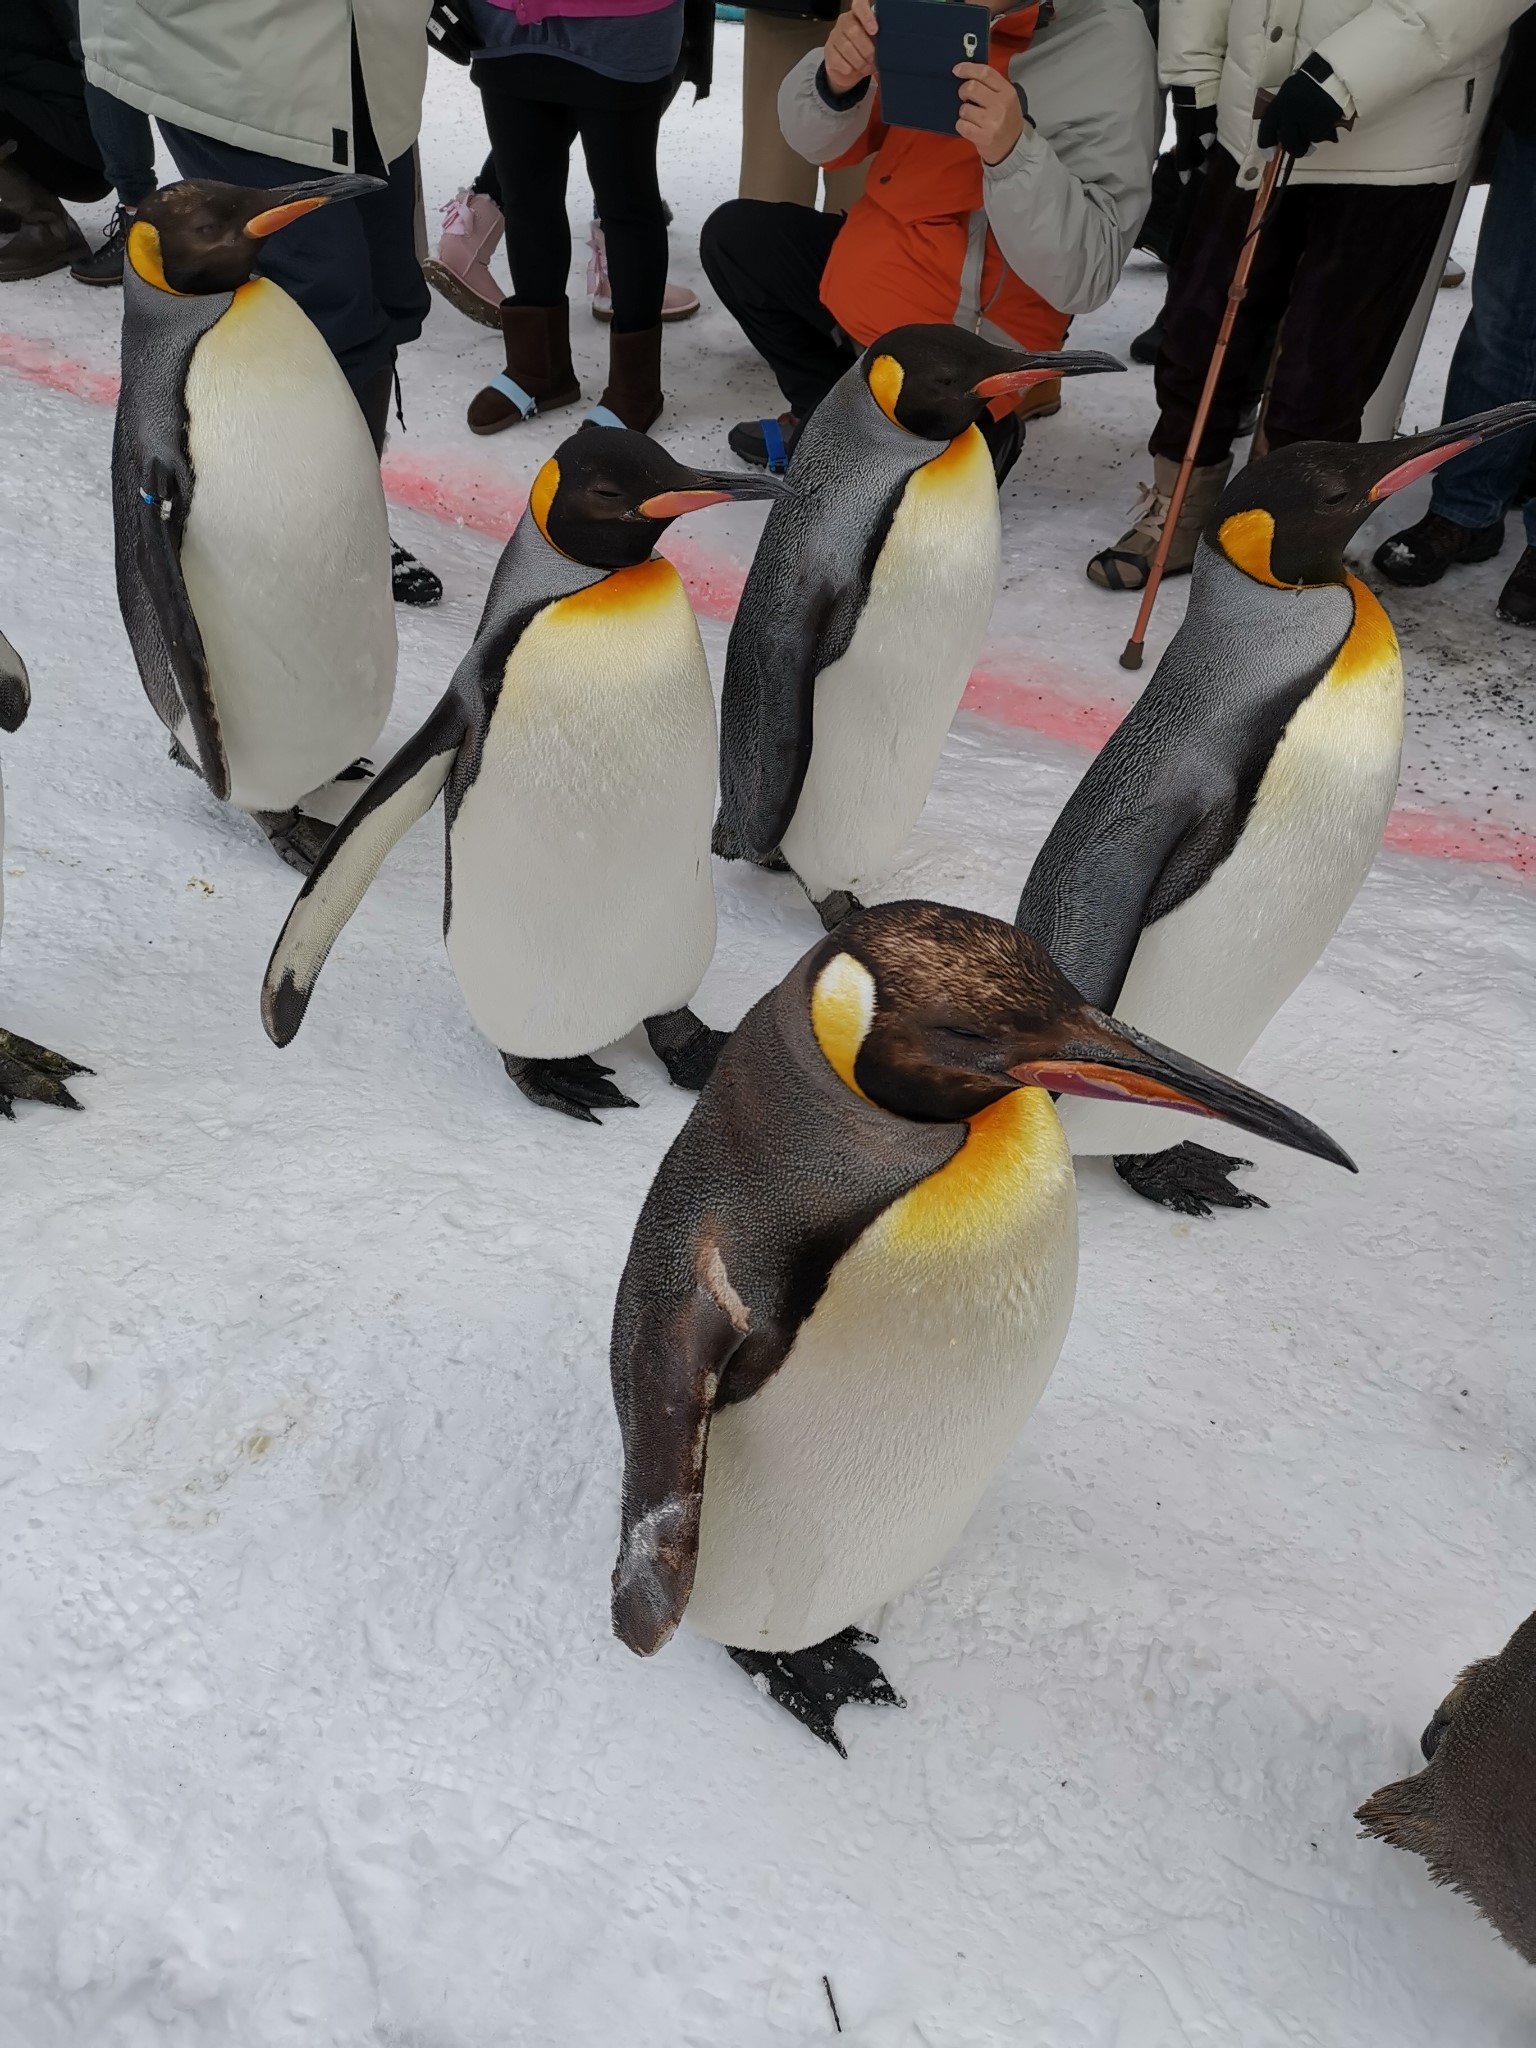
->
xmin=0 ymin=152 xmax=89 ymax=282
xmin=466 ymin=300 xmax=581 ymax=435
xmin=587 ymin=325 xmax=664 ymax=434
xmin=1086 ymin=453 xmax=1233 ymax=592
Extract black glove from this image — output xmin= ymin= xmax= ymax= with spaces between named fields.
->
xmin=1258 ymin=54 xmax=1350 ymax=156
xmin=1169 ymin=88 xmax=1218 ymax=182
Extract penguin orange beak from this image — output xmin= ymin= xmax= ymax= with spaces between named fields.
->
xmin=245 ymin=175 xmax=387 ymax=238
xmin=636 ymin=472 xmax=784 ymax=519
xmin=973 ymin=349 xmax=1125 ymax=399
xmin=1368 ymin=402 xmax=1536 ymax=501
xmin=1009 ymin=1009 xmax=1356 ymax=1171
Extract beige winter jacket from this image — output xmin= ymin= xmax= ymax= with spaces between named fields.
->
xmin=1160 ymin=0 xmax=1530 ymax=187
xmin=79 ymin=0 xmax=433 ymax=174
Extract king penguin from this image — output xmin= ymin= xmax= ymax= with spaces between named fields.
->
xmin=261 ymin=430 xmax=781 ymax=1121
xmin=1016 ymin=404 xmax=1536 ymax=1215
xmin=0 ymin=629 xmax=90 ymax=1117
xmin=113 ymin=175 xmax=396 ymax=872
xmin=608 ymin=900 xmax=1352 ymax=1753
xmin=713 ymin=326 xmax=1123 ymax=929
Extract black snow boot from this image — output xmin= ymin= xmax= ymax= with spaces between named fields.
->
xmin=1373 ymin=511 xmax=1505 ymax=588
xmin=1496 ymin=545 xmax=1536 ymax=625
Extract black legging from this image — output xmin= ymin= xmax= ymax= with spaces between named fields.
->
xmin=476 ymin=64 xmax=668 ymax=334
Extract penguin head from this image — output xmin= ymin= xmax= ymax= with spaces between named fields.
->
xmin=527 ymin=430 xmax=783 ymax=570
xmin=806 ymin=901 xmax=1355 ymax=1169
xmin=1212 ymin=403 xmax=1536 ymax=586
xmin=125 ymin=175 xmax=386 ymax=295
xmin=858 ymin=325 xmax=1124 ymax=443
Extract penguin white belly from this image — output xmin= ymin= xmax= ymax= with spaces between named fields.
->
xmin=686 ymin=1088 xmax=1078 ymax=1653
xmin=446 ymin=558 xmax=718 ymax=1058
xmin=178 ymin=279 xmax=395 ymax=813
xmin=781 ymin=426 xmax=1000 ymax=899
xmin=1063 ymin=597 xmax=1404 ymax=1157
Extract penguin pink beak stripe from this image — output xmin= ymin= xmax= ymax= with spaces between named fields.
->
xmin=972 ymin=369 xmax=1060 ymax=399
xmin=637 ymin=489 xmax=734 ymax=519
xmin=1368 ymin=436 xmax=1482 ymax=502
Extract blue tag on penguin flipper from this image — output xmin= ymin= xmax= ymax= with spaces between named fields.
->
xmin=874 ymin=0 xmax=992 ymax=137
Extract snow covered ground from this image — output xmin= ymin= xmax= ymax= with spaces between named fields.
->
xmin=2 ymin=33 xmax=1534 ymax=2046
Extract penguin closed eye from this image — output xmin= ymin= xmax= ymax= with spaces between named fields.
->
xmin=1357 ymin=1608 xmax=1536 ymax=1967
xmin=713 ymin=323 xmax=1123 ymax=931
xmin=261 ymin=429 xmax=783 ymax=1124
xmin=1015 ymin=402 xmax=1536 ymax=1217
xmin=608 ymin=899 xmax=1352 ymax=1756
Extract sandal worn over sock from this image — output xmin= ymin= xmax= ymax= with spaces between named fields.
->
xmin=467 ymin=300 xmax=581 ymax=435
xmin=1087 ymin=453 xmax=1232 ymax=593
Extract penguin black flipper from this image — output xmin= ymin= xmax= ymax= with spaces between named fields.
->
xmin=1014 ymin=761 xmax=1217 ymax=1013
xmin=610 ymin=951 xmax=961 ymax=1656
xmin=136 ymin=453 xmax=229 ymax=801
xmin=714 ymin=573 xmax=843 ymax=863
xmin=261 ymin=688 xmax=467 ymax=1047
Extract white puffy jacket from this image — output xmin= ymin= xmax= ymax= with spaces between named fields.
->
xmin=1160 ymin=0 xmax=1530 ymax=186
xmin=80 ymin=0 xmax=432 ymax=175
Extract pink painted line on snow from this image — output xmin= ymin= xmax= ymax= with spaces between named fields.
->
xmin=8 ymin=331 xmax=1533 ymax=881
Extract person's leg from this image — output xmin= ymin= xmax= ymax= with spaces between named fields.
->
xmin=740 ymin=13 xmax=822 ymax=207
xmin=1259 ymin=179 xmax=1453 ymax=452
xmin=700 ymin=198 xmax=854 ymax=417
xmin=0 ymin=123 xmax=102 ymax=277
xmin=576 ymin=93 xmax=670 ymax=429
xmin=1149 ymin=151 xmax=1307 ymax=469
xmin=578 ymin=98 xmax=667 ymax=334
xmin=81 ymin=84 xmax=156 ymax=207
xmin=479 ymin=87 xmax=579 ymax=308
xmin=466 ymin=79 xmax=583 ymax=432
xmin=1429 ymin=130 xmax=1536 ymax=531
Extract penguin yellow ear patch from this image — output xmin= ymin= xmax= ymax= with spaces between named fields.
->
xmin=126 ymin=220 xmax=184 ymax=295
xmin=811 ymin=953 xmax=876 ymax=1098
xmin=867 ymin=355 xmax=906 ymax=429
xmin=530 ymin=458 xmax=561 ymax=546
xmin=1218 ymin=508 xmax=1286 ymax=587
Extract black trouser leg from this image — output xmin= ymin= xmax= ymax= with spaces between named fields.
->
xmin=1259 ymin=179 xmax=1453 ymax=450
xmin=477 ymin=90 xmax=579 ymax=306
xmin=700 ymin=198 xmax=857 ymax=418
xmin=1151 ymin=149 xmax=1306 ymax=468
xmin=577 ymin=100 xmax=669 ymax=332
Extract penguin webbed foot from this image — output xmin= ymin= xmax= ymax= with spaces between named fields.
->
xmin=502 ymin=1051 xmax=637 ymax=1124
xmin=727 ymin=1627 xmax=905 ymax=1759
xmin=253 ymin=808 xmax=335 ymax=876
xmin=0 ymin=1026 xmax=91 ymax=1119
xmin=813 ymin=889 xmax=864 ymax=934
xmin=1113 ymin=1141 xmax=1268 ymax=1218
xmin=644 ymin=1008 xmax=729 ymax=1092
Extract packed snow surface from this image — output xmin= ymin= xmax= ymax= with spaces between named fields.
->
xmin=1 ymin=37 xmax=1533 ymax=2046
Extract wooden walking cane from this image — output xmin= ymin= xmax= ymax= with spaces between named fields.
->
xmin=1120 ymin=141 xmax=1293 ymax=671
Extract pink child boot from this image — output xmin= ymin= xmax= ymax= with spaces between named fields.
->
xmin=587 ymin=220 xmax=700 ymax=324
xmin=424 ymin=188 xmax=507 ymax=329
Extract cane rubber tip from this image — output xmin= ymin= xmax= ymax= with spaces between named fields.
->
xmin=1120 ymin=639 xmax=1145 ymax=671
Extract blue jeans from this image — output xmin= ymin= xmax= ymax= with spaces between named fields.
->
xmin=83 ymin=83 xmax=156 ymax=208
xmin=158 ymin=123 xmax=429 ymax=398
xmin=1431 ymin=123 xmax=1536 ymax=548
